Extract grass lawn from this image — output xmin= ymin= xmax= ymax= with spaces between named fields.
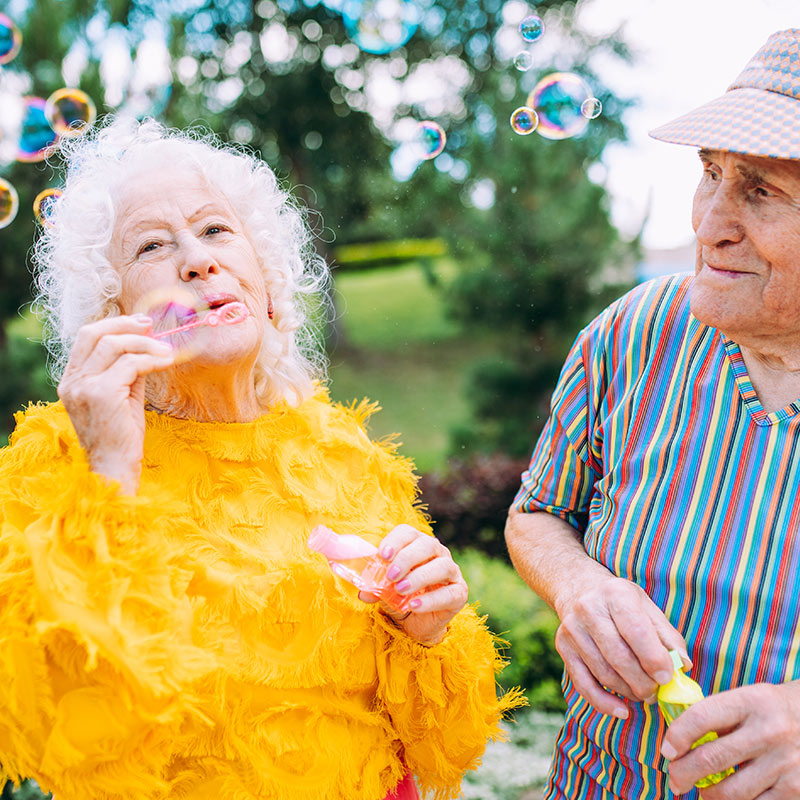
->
xmin=327 ymin=260 xmax=498 ymax=473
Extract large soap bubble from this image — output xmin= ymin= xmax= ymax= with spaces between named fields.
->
xmin=17 ymin=97 xmax=59 ymax=163
xmin=0 ymin=13 xmax=22 ymax=66
xmin=33 ymin=188 xmax=63 ymax=226
xmin=342 ymin=0 xmax=420 ymax=54
xmin=527 ymin=72 xmax=591 ymax=140
xmin=0 ymin=177 xmax=19 ymax=229
xmin=45 ymin=88 xmax=97 ymax=137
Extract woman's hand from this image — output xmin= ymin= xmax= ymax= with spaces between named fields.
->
xmin=58 ymin=314 xmax=175 ymax=495
xmin=554 ymin=574 xmax=690 ymax=719
xmin=664 ymin=681 xmax=800 ymax=798
xmin=359 ymin=524 xmax=468 ymax=646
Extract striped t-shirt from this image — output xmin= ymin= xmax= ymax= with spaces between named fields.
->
xmin=513 ymin=273 xmax=800 ymax=799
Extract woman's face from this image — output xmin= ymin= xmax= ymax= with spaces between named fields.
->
xmin=108 ymin=165 xmax=269 ymax=367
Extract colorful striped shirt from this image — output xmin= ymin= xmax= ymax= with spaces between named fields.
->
xmin=513 ymin=273 xmax=800 ymax=799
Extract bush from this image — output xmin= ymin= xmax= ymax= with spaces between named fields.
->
xmin=419 ymin=452 xmax=531 ymax=558
xmin=455 ymin=548 xmax=565 ymax=712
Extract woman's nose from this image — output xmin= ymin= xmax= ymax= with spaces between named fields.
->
xmin=178 ymin=236 xmax=220 ymax=281
xmin=693 ymin=181 xmax=745 ymax=248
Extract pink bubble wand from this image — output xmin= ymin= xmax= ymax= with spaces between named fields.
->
xmin=151 ymin=301 xmax=250 ymax=339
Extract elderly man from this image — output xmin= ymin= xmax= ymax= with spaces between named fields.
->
xmin=506 ymin=29 xmax=800 ymax=800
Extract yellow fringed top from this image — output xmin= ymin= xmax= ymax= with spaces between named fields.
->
xmin=0 ymin=390 xmax=522 ymax=800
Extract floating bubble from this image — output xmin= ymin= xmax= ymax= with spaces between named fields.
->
xmin=0 ymin=13 xmax=22 ymax=66
xmin=527 ymin=72 xmax=591 ymax=140
xmin=33 ymin=188 xmax=63 ymax=226
xmin=17 ymin=97 xmax=58 ymax=163
xmin=134 ymin=287 xmax=205 ymax=364
xmin=411 ymin=121 xmax=446 ymax=160
xmin=133 ymin=287 xmax=250 ymax=364
xmin=581 ymin=97 xmax=603 ymax=120
xmin=510 ymin=107 xmax=538 ymax=136
xmin=342 ymin=0 xmax=420 ymax=55
xmin=519 ymin=14 xmax=544 ymax=43
xmin=513 ymin=51 xmax=533 ymax=72
xmin=44 ymin=88 xmax=97 ymax=137
xmin=0 ymin=177 xmax=19 ymax=229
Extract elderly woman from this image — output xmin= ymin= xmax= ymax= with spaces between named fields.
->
xmin=506 ymin=28 xmax=800 ymax=800
xmin=0 ymin=118 xmax=520 ymax=800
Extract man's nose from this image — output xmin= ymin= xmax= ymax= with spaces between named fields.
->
xmin=693 ymin=181 xmax=745 ymax=249
xmin=178 ymin=235 xmax=220 ymax=281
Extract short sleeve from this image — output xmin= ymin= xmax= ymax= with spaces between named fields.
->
xmin=512 ymin=316 xmax=610 ymax=533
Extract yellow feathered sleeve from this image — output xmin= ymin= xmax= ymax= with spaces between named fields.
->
xmin=0 ymin=403 xmax=215 ymax=798
xmin=337 ymin=401 xmax=527 ymax=800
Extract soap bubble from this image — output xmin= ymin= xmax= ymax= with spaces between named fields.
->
xmin=44 ymin=88 xmax=97 ymax=137
xmin=0 ymin=13 xmax=22 ymax=66
xmin=0 ymin=177 xmax=19 ymax=229
xmin=581 ymin=97 xmax=603 ymax=119
xmin=527 ymin=72 xmax=591 ymax=140
xmin=342 ymin=0 xmax=420 ymax=54
xmin=134 ymin=287 xmax=206 ymax=364
xmin=17 ymin=97 xmax=58 ymax=163
xmin=411 ymin=120 xmax=446 ymax=160
xmin=510 ymin=107 xmax=538 ymax=135
xmin=513 ymin=51 xmax=533 ymax=71
xmin=519 ymin=14 xmax=544 ymax=43
xmin=33 ymin=188 xmax=63 ymax=226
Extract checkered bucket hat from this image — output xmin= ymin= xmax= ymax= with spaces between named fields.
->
xmin=650 ymin=28 xmax=800 ymax=159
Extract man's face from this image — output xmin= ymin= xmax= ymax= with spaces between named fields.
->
xmin=690 ymin=149 xmax=800 ymax=346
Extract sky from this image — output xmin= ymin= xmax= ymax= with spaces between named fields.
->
xmin=575 ymin=0 xmax=799 ymax=250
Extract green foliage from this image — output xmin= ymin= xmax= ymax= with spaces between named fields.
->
xmin=457 ymin=548 xmax=565 ymax=711
xmin=0 ymin=779 xmax=49 ymax=800
xmin=419 ymin=452 xmax=530 ymax=557
xmin=0 ymin=336 xmax=57 ymax=441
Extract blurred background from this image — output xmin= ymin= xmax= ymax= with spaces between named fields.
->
xmin=0 ymin=0 xmax=794 ymax=797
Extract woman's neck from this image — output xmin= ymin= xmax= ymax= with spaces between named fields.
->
xmin=145 ymin=363 xmax=266 ymax=422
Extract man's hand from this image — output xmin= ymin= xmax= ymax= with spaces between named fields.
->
xmin=663 ymin=681 xmax=800 ymax=798
xmin=555 ymin=574 xmax=690 ymax=719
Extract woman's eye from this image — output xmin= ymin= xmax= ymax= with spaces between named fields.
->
xmin=138 ymin=241 xmax=160 ymax=255
xmin=205 ymin=225 xmax=226 ymax=236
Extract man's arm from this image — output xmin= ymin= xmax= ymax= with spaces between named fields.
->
xmin=505 ymin=508 xmax=688 ymax=719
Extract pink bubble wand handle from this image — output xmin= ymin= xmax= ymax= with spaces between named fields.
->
xmin=151 ymin=302 xmax=250 ymax=339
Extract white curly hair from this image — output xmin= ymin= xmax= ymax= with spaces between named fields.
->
xmin=31 ymin=116 xmax=330 ymax=408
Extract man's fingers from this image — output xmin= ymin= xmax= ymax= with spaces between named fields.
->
xmin=558 ymin=635 xmax=629 ymax=719
xmin=609 ymin=596 xmax=678 ymax=686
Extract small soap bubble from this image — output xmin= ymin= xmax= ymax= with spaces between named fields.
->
xmin=581 ymin=97 xmax=603 ymax=119
xmin=44 ymin=88 xmax=97 ymax=137
xmin=343 ymin=0 xmax=420 ymax=55
xmin=513 ymin=51 xmax=533 ymax=71
xmin=0 ymin=177 xmax=19 ymax=229
xmin=17 ymin=97 xmax=58 ymax=163
xmin=0 ymin=13 xmax=22 ymax=65
xmin=33 ymin=188 xmax=63 ymax=226
xmin=510 ymin=107 xmax=538 ymax=135
xmin=519 ymin=14 xmax=544 ymax=43
xmin=411 ymin=121 xmax=446 ymax=160
xmin=134 ymin=287 xmax=206 ymax=364
xmin=527 ymin=72 xmax=592 ymax=140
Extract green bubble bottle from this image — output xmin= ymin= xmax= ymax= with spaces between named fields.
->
xmin=657 ymin=649 xmax=734 ymax=789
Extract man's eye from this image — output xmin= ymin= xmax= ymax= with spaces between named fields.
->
xmin=753 ymin=186 xmax=771 ymax=198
